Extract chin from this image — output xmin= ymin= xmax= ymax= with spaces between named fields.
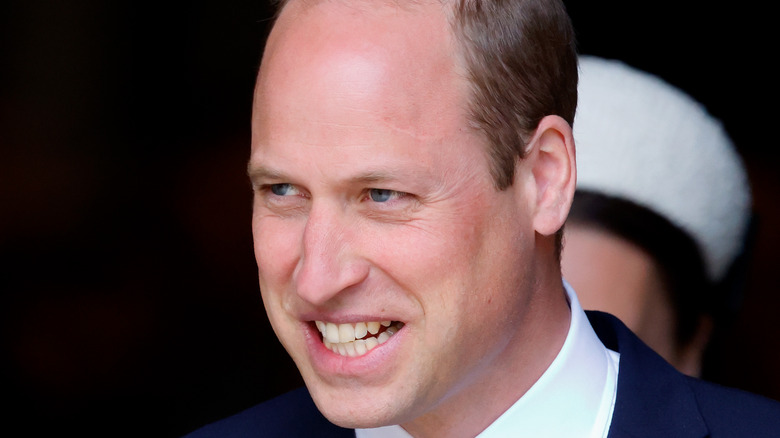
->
xmin=307 ymin=382 xmax=414 ymax=430
xmin=315 ymin=400 xmax=396 ymax=429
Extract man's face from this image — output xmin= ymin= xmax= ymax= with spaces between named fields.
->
xmin=249 ymin=0 xmax=538 ymax=430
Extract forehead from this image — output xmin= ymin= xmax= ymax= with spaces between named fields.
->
xmin=254 ymin=0 xmax=469 ymax=137
xmin=266 ymin=0 xmax=453 ymax=63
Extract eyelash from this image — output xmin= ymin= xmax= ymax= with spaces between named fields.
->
xmin=269 ymin=183 xmax=301 ymax=197
xmin=365 ymin=188 xmax=407 ymax=203
xmin=258 ymin=184 xmax=308 ymax=211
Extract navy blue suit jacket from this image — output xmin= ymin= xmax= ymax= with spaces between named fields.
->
xmin=185 ymin=311 xmax=780 ymax=437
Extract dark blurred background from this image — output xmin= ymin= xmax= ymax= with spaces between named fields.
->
xmin=2 ymin=1 xmax=777 ymax=436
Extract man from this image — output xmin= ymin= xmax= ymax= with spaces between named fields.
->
xmin=186 ymin=0 xmax=780 ymax=436
xmin=562 ymin=56 xmax=753 ymax=378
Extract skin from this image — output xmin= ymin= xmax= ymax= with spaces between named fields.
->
xmin=249 ymin=1 xmax=577 ymax=436
xmin=562 ymin=223 xmax=709 ymax=377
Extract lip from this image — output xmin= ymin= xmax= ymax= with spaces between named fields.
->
xmin=302 ymin=318 xmax=404 ymax=378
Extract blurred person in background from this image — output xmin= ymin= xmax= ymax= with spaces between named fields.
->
xmin=563 ymin=55 xmax=753 ymax=377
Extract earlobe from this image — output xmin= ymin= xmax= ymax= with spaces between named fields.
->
xmin=525 ymin=115 xmax=577 ymax=236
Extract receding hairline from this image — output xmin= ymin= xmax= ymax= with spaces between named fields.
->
xmin=272 ymin=0 xmax=451 ymax=13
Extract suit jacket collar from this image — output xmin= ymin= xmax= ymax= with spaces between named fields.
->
xmin=587 ymin=311 xmax=709 ymax=438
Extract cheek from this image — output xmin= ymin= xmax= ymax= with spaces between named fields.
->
xmin=253 ymin=215 xmax=302 ymax=288
xmin=381 ymin=218 xmax=477 ymax=273
xmin=371 ymin=211 xmax=489 ymax=315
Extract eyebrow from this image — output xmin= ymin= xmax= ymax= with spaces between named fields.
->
xmin=246 ymin=163 xmax=287 ymax=188
xmin=248 ymin=159 xmax=405 ymax=181
xmin=348 ymin=170 xmax=400 ymax=185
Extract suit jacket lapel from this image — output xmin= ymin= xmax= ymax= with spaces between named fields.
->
xmin=587 ymin=311 xmax=709 ymax=438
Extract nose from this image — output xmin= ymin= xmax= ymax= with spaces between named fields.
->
xmin=294 ymin=203 xmax=368 ymax=306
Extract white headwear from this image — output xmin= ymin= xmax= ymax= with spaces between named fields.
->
xmin=573 ymin=55 xmax=752 ymax=282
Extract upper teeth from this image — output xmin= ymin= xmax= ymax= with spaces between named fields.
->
xmin=315 ymin=320 xmax=402 ymax=357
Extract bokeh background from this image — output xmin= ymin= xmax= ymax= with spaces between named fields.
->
xmin=2 ymin=1 xmax=777 ymax=436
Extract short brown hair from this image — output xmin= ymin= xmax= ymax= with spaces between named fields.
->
xmin=451 ymin=0 xmax=578 ymax=190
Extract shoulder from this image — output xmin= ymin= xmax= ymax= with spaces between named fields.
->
xmin=183 ymin=387 xmax=354 ymax=438
xmin=687 ymin=377 xmax=780 ymax=437
xmin=586 ymin=310 xmax=780 ymax=437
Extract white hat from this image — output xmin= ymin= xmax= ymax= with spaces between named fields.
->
xmin=573 ymin=55 xmax=752 ymax=282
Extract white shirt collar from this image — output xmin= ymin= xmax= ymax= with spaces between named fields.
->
xmin=357 ymin=280 xmax=619 ymax=438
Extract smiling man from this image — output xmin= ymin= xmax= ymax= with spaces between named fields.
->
xmin=185 ymin=0 xmax=780 ymax=437
xmin=246 ymin=1 xmax=576 ymax=436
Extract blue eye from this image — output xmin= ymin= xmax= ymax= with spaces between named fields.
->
xmin=369 ymin=189 xmax=396 ymax=202
xmin=270 ymin=183 xmax=295 ymax=196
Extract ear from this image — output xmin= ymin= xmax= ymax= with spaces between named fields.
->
xmin=521 ymin=115 xmax=576 ymax=236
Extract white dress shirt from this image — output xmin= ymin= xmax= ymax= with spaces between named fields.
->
xmin=356 ymin=280 xmax=619 ymax=438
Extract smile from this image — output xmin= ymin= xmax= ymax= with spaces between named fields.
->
xmin=314 ymin=320 xmax=404 ymax=357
